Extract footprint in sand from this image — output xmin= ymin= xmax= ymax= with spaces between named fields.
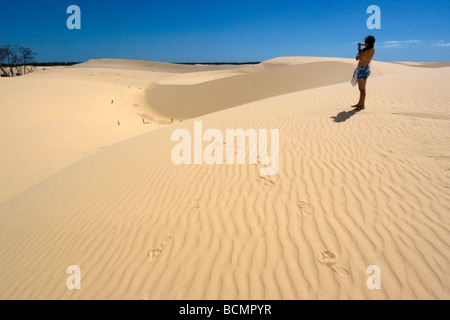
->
xmin=297 ymin=201 xmax=313 ymax=217
xmin=257 ymin=156 xmax=263 ymax=165
xmin=189 ymin=199 xmax=200 ymax=214
xmin=316 ymin=250 xmax=350 ymax=279
xmin=161 ymin=235 xmax=173 ymax=248
xmin=194 ymin=171 xmax=208 ymax=182
xmin=250 ymin=156 xmax=263 ymax=166
xmin=147 ymin=247 xmax=163 ymax=262
xmin=257 ymin=176 xmax=276 ymax=187
xmin=147 ymin=236 xmax=174 ymax=262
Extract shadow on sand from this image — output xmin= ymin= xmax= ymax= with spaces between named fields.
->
xmin=330 ymin=108 xmax=363 ymax=123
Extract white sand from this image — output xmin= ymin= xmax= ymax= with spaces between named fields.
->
xmin=0 ymin=57 xmax=449 ymax=299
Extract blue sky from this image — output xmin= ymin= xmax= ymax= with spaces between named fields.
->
xmin=1 ymin=0 xmax=449 ymax=62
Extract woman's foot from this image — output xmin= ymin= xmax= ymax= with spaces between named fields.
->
xmin=351 ymin=104 xmax=362 ymax=108
xmin=356 ymin=106 xmax=365 ymax=110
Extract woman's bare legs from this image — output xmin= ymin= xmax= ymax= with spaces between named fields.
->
xmin=351 ymin=79 xmax=367 ymax=109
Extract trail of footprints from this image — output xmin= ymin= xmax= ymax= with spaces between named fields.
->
xmin=147 ymin=172 xmax=205 ymax=262
xmin=150 ymin=165 xmax=349 ymax=280
xmin=146 ymin=208 xmax=197 ymax=263
xmin=190 ymin=171 xmax=204 ymax=214
xmin=296 ymin=202 xmax=349 ymax=278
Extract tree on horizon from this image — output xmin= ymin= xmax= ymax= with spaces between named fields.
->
xmin=0 ymin=45 xmax=37 ymax=77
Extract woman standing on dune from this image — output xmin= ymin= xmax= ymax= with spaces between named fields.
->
xmin=351 ymin=35 xmax=376 ymax=110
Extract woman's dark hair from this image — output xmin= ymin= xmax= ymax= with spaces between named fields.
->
xmin=363 ymin=35 xmax=376 ymax=51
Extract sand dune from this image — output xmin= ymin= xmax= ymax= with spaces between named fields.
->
xmin=0 ymin=66 xmax=159 ymax=202
xmin=0 ymin=61 xmax=243 ymax=203
xmin=0 ymin=58 xmax=449 ymax=300
xmin=73 ymin=58 xmax=246 ymax=73
xmin=391 ymin=61 xmax=450 ymax=68
xmin=146 ymin=57 xmax=415 ymax=120
xmin=147 ymin=61 xmax=356 ymax=119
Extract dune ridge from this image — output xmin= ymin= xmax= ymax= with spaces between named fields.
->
xmin=0 ymin=59 xmax=449 ymax=299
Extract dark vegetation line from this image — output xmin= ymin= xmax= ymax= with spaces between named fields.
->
xmin=1 ymin=44 xmax=261 ymax=77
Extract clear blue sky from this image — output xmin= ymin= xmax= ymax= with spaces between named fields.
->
xmin=1 ymin=0 xmax=449 ymax=62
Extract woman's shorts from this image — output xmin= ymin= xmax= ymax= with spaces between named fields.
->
xmin=356 ymin=65 xmax=371 ymax=80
